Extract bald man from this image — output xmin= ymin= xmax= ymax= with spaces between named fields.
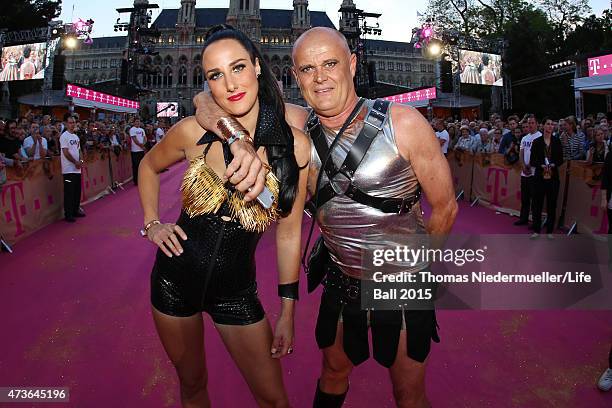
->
xmin=194 ymin=27 xmax=457 ymax=408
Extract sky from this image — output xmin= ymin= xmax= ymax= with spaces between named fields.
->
xmin=59 ymin=0 xmax=610 ymax=43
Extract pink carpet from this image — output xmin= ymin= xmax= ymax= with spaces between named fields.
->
xmin=1 ymin=163 xmax=610 ymax=407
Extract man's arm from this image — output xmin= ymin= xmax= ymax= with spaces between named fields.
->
xmin=39 ymin=138 xmax=47 ymax=158
xmin=392 ymin=105 xmax=457 ymax=236
xmin=62 ymin=148 xmax=81 ymax=168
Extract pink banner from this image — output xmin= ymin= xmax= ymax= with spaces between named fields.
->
xmin=588 ymin=54 xmax=612 ymax=77
xmin=383 ymin=87 xmax=437 ymax=104
xmin=66 ymin=83 xmax=140 ymax=109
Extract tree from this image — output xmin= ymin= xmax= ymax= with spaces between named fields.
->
xmin=0 ymin=0 xmax=62 ymax=32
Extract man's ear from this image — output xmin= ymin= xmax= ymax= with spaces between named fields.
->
xmin=349 ymin=53 xmax=357 ymax=78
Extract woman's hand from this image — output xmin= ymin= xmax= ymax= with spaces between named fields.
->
xmin=147 ymin=223 xmax=188 ymax=257
xmin=270 ymin=312 xmax=294 ymax=359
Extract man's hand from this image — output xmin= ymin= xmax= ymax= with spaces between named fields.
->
xmin=224 ymin=140 xmax=266 ymax=202
xmin=193 ymin=91 xmax=227 ymax=138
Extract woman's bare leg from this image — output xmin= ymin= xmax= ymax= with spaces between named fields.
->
xmin=215 ymin=318 xmax=290 ymax=408
xmin=152 ymin=307 xmax=211 ymax=408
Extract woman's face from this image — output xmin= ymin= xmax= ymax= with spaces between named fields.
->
xmin=202 ymin=39 xmax=260 ymax=117
xmin=461 ymin=129 xmax=469 ymax=138
xmin=543 ymin=120 xmax=554 ymax=134
xmin=595 ymin=130 xmax=604 ymax=144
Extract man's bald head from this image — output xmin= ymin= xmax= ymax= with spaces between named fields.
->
xmin=292 ymin=27 xmax=351 ymax=63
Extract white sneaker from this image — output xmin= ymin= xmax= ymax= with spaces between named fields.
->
xmin=598 ymin=368 xmax=612 ymax=391
xmin=529 ymin=232 xmax=540 ymax=240
xmin=547 ymin=234 xmax=554 ymax=240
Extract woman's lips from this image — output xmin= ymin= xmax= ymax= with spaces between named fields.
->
xmin=228 ymin=92 xmax=246 ymax=102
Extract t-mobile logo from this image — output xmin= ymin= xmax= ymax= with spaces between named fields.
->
xmin=589 ymin=58 xmax=600 ymax=76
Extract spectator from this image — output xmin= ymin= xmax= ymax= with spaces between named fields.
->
xmin=21 ymin=123 xmax=48 ymax=160
xmin=491 ymin=128 xmax=503 ymax=152
xmin=530 ymin=118 xmax=564 ymax=238
xmin=0 ymin=119 xmax=23 ymax=166
xmin=499 ymin=116 xmax=519 ymax=154
xmin=474 ymin=128 xmax=494 ymax=153
xmin=515 ymin=114 xmax=542 ymax=226
xmin=129 ymin=118 xmax=146 ymax=186
xmin=454 ymin=125 xmax=474 ymax=152
xmin=586 ymin=126 xmax=608 ymax=164
xmin=434 ymin=118 xmax=450 ymax=155
xmin=60 ymin=114 xmax=84 ymax=223
xmin=155 ymin=122 xmax=165 ymax=143
xmin=561 ymin=116 xmax=586 ymax=160
xmin=521 ymin=120 xmax=530 ymax=137
xmin=46 ymin=126 xmax=60 ymax=156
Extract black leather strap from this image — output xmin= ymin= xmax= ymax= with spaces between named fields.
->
xmin=310 ymin=99 xmax=421 ymax=214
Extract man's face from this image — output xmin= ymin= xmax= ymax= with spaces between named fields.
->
xmin=66 ymin=118 xmax=76 ymax=133
xmin=527 ymin=117 xmax=537 ymax=134
xmin=8 ymin=123 xmax=17 ymax=139
xmin=508 ymin=119 xmax=517 ymax=131
xmin=30 ymin=123 xmax=39 ymax=136
xmin=20 ymin=119 xmax=28 ymax=129
xmin=292 ymin=30 xmax=357 ymax=118
xmin=495 ymin=119 xmax=503 ymax=130
xmin=521 ymin=122 xmax=529 ymax=134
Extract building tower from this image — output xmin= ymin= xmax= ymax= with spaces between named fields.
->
xmin=338 ymin=0 xmax=359 ymax=51
xmin=226 ymin=0 xmax=261 ymax=43
xmin=177 ymin=0 xmax=197 ymax=44
xmin=292 ymin=0 xmax=310 ymax=39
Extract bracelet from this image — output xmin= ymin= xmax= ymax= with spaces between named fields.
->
xmin=140 ymin=220 xmax=161 ymax=238
xmin=217 ymin=117 xmax=252 ymax=146
xmin=278 ymin=281 xmax=299 ymax=301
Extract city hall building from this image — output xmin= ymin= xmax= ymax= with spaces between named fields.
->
xmin=63 ymin=0 xmax=435 ymax=117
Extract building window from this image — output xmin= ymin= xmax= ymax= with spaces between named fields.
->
xmin=405 ymin=63 xmax=411 ymax=72
xmin=110 ymin=59 xmax=117 ymax=68
xmin=428 ymin=64 xmax=434 ymax=73
xmin=168 ymin=36 xmax=175 ymax=44
xmin=101 ymin=59 xmax=108 ymax=68
xmin=397 ymin=62 xmax=402 ymax=71
xmin=193 ymin=66 xmax=203 ymax=88
xmin=378 ymin=61 xmax=384 ymax=70
xmin=163 ymin=67 xmax=173 ymax=87
xmin=92 ymin=59 xmax=98 ymax=69
xmin=83 ymin=60 xmax=90 ymax=69
xmin=387 ymin=62 xmax=393 ymax=70
xmin=420 ymin=64 xmax=426 ymax=72
xmin=178 ymin=66 xmax=188 ymax=85
xmin=75 ymin=60 xmax=82 ymax=69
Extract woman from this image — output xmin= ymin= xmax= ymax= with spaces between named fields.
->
xmin=490 ymin=128 xmax=502 ymax=153
xmin=586 ymin=126 xmax=608 ymax=164
xmin=454 ymin=125 xmax=473 ymax=152
xmin=530 ymin=117 xmax=564 ymax=238
xmin=602 ymin=144 xmax=612 ymax=234
xmin=138 ymin=25 xmax=310 ymax=407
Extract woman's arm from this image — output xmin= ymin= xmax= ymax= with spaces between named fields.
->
xmin=270 ymin=127 xmax=310 ymax=358
xmin=138 ymin=117 xmax=199 ymax=257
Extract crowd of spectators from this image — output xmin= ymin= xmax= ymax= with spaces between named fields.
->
xmin=0 ymin=111 xmax=168 ymax=176
xmin=437 ymin=112 xmax=610 ymax=165
xmin=433 ymin=111 xmax=611 ymax=239
xmin=0 ymin=111 xmax=168 ymax=220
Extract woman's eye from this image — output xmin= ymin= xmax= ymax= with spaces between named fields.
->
xmin=233 ymin=64 xmax=246 ymax=73
xmin=209 ymin=72 xmax=222 ymax=80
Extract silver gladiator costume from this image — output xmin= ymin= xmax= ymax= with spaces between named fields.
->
xmin=306 ymin=98 xmax=439 ymax=368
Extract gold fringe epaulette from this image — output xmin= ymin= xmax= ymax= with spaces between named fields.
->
xmin=228 ymin=171 xmax=280 ymax=232
xmin=181 ymin=155 xmax=280 ymax=232
xmin=181 ymin=156 xmax=228 ymax=217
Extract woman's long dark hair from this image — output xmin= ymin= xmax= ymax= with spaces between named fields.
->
xmin=203 ymin=24 xmax=299 ymax=216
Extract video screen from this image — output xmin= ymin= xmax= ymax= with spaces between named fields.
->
xmin=0 ymin=42 xmax=48 ymax=82
xmin=156 ymin=102 xmax=178 ymax=117
xmin=459 ymin=49 xmax=503 ymax=87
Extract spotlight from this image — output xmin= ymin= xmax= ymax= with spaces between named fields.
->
xmin=64 ymin=36 xmax=78 ymax=49
xmin=426 ymin=39 xmax=443 ymax=58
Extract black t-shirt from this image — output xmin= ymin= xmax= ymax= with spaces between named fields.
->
xmin=0 ymin=137 xmax=22 ymax=157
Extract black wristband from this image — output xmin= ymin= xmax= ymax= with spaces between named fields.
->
xmin=278 ymin=281 xmax=299 ymax=301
